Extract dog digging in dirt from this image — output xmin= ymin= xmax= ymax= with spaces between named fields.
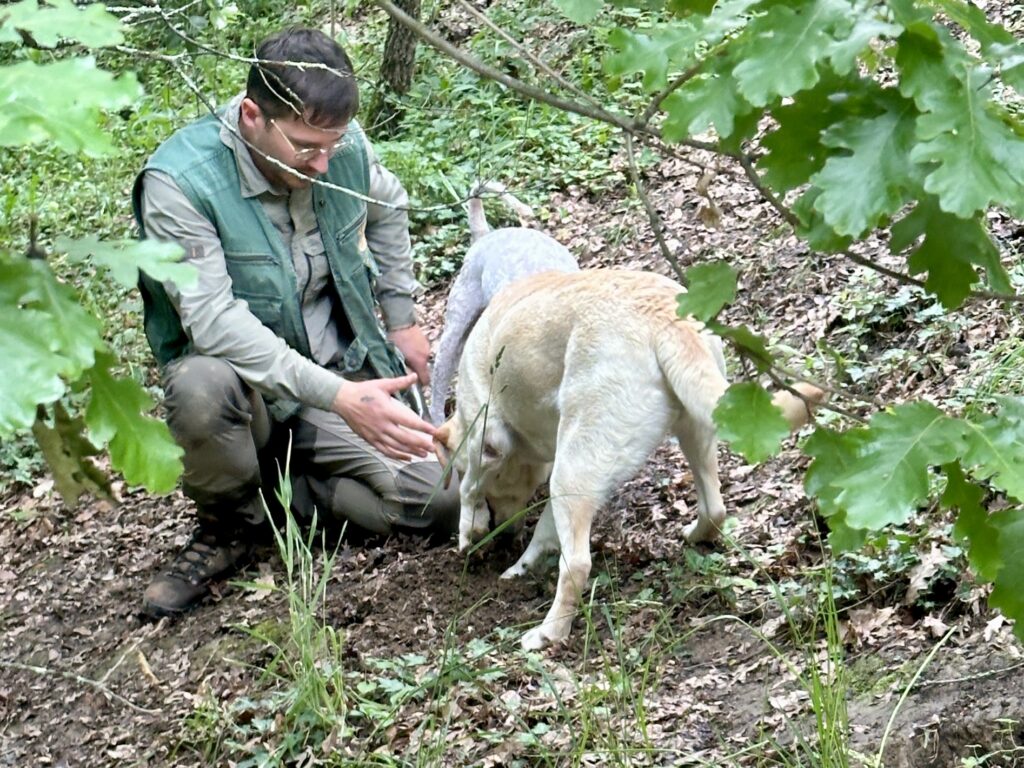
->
xmin=428 ymin=182 xmax=579 ymax=425
xmin=434 ymin=268 xmax=824 ymax=651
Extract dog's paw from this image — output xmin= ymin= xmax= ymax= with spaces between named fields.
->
xmin=521 ymin=626 xmax=552 ymax=651
xmin=500 ymin=562 xmax=527 ymax=580
xmin=684 ymin=516 xmax=724 ymax=544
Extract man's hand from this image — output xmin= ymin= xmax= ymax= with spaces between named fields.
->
xmin=331 ymin=373 xmax=435 ymax=460
xmin=388 ymin=324 xmax=431 ymax=385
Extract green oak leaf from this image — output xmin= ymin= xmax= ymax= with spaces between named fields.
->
xmin=792 ymin=189 xmax=854 ymax=253
xmin=898 ymin=32 xmax=1024 ymax=219
xmin=891 ymin=197 xmax=1010 ymax=308
xmin=611 ymin=0 xmax=761 ymax=95
xmin=713 ymin=382 xmax=792 ymax=464
xmin=732 ymin=0 xmax=850 ymax=107
xmin=57 ymin=236 xmax=192 ymax=289
xmin=666 ymin=0 xmax=717 ymax=15
xmin=824 ymin=510 xmax=869 ymax=551
xmin=804 ymin=426 xmax=870 ymax=517
xmin=826 ymin=9 xmax=903 ymax=75
xmin=885 ymin=0 xmax=937 ymax=30
xmin=811 ymin=91 xmax=921 ymax=237
xmin=832 ymin=402 xmax=966 ymax=529
xmin=718 ymin=108 xmax=762 ymax=155
xmin=803 ymin=427 xmax=873 ymax=551
xmin=0 ymin=303 xmax=69 ymax=431
xmin=0 ymin=58 xmax=141 ymax=155
xmin=989 ymin=508 xmax=1024 ymax=640
xmin=676 ymin=261 xmax=737 ymax=321
xmin=944 ymin=462 xmax=1001 ymax=582
xmin=0 ymin=0 xmax=124 ymax=48
xmin=605 ymin=26 xmax=699 ymax=92
xmin=708 ymin=321 xmax=773 ymax=372
xmin=662 ymin=71 xmax=753 ymax=141
xmin=961 ymin=397 xmax=1024 ymax=502
xmin=27 ymin=259 xmax=104 ymax=372
xmin=759 ymin=75 xmax=856 ymax=192
xmin=554 ymin=0 xmax=603 ymax=24
xmin=0 ymin=256 xmax=104 ymax=431
xmin=931 ymin=0 xmax=1024 ymax=91
xmin=85 ymin=353 xmax=182 ymax=494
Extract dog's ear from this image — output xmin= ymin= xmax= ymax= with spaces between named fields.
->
xmin=434 ymin=422 xmax=455 ymax=489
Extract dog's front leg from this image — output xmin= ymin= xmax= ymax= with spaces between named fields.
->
xmin=457 ymin=492 xmax=490 ymax=551
xmin=520 ymin=495 xmax=596 ymax=651
xmin=456 ymin=435 xmax=499 ymax=550
xmin=501 ymin=500 xmax=557 ymax=579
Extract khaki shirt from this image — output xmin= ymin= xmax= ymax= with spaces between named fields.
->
xmin=138 ymin=95 xmax=420 ymax=412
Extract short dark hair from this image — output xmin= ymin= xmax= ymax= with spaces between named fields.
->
xmin=246 ymin=27 xmax=358 ymax=127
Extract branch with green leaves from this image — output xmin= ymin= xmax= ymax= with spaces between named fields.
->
xmin=378 ymin=0 xmax=1023 ymax=308
xmin=0 ymin=0 xmax=191 ymax=502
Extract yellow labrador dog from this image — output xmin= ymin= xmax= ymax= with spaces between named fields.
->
xmin=434 ymin=269 xmax=822 ymax=650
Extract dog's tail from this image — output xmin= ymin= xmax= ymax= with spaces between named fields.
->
xmin=771 ymin=383 xmax=827 ymax=430
xmin=656 ymin=326 xmax=730 ymax=434
xmin=468 ymin=181 xmax=534 ymax=242
xmin=656 ymin=325 xmax=824 ymax=433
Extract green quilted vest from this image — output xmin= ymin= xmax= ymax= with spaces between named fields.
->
xmin=131 ymin=112 xmax=407 ymax=414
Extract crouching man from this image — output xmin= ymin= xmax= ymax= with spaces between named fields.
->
xmin=132 ymin=27 xmax=458 ymax=617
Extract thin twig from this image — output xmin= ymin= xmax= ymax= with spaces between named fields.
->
xmin=911 ymin=660 xmax=1024 ymax=690
xmin=736 ymin=153 xmax=800 ymax=228
xmin=761 ymin=363 xmax=870 ymax=425
xmin=624 ymin=132 xmax=686 ymax=282
xmin=0 ymin=660 xmax=162 ymax=715
xmin=842 ymin=250 xmax=926 ymax=290
xmin=641 ymin=62 xmax=704 ymax=126
xmin=454 ymin=0 xmax=600 ymax=109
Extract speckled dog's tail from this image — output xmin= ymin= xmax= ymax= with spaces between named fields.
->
xmin=468 ymin=181 xmax=534 ymax=242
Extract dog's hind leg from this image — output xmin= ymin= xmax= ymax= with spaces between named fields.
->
xmin=520 ymin=405 xmax=665 ymax=650
xmin=674 ymin=413 xmax=726 ymax=544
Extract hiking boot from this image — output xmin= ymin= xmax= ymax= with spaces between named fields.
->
xmin=142 ymin=529 xmax=252 ymax=617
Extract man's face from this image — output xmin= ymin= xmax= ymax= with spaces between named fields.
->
xmin=240 ymin=98 xmax=348 ymax=191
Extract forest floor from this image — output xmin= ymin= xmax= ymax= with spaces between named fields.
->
xmin=3 ymin=15 xmax=1024 ymax=767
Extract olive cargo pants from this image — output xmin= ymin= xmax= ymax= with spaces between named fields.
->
xmin=162 ymin=355 xmax=459 ymax=538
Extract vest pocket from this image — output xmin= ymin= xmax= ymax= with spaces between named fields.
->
xmin=334 ymin=214 xmax=379 ymax=288
xmin=223 ymin=251 xmax=282 ymax=334
xmin=341 ymin=336 xmax=369 ymax=376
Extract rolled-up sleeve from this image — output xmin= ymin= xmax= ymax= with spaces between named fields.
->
xmin=139 ymin=170 xmax=343 ymax=410
xmin=363 ymin=136 xmax=420 ymax=330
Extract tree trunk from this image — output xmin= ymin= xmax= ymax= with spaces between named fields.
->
xmin=367 ymin=0 xmax=421 ymax=138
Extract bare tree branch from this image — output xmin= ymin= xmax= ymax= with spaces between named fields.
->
xmin=624 ymin=132 xmax=685 ymax=282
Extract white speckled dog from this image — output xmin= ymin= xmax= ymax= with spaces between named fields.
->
xmin=434 ymin=269 xmax=822 ymax=651
xmin=428 ymin=183 xmax=579 ymax=425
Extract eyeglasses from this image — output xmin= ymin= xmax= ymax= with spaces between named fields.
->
xmin=269 ymin=118 xmax=349 ymax=163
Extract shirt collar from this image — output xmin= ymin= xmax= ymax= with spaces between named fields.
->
xmin=219 ymin=93 xmax=286 ymax=199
